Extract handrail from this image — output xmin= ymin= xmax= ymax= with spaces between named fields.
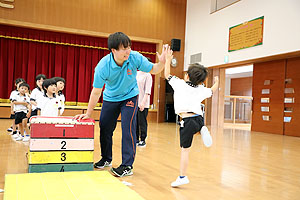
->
xmin=225 ymin=95 xmax=253 ymax=100
xmin=224 ymin=95 xmax=252 ymax=124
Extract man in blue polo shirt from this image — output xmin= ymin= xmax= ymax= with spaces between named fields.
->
xmin=75 ymin=32 xmax=167 ymax=177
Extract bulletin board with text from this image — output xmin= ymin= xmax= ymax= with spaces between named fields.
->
xmin=228 ymin=16 xmax=264 ymax=52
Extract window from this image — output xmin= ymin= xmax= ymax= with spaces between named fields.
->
xmin=211 ymin=0 xmax=240 ymax=13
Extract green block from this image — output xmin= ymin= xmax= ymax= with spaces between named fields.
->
xmin=28 ymin=163 xmax=94 ymax=173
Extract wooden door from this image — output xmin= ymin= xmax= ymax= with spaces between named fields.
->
xmin=284 ymin=57 xmax=300 ymax=136
xmin=251 ymin=60 xmax=285 ymax=134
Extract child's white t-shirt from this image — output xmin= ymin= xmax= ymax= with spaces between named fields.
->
xmin=39 ymin=94 xmax=62 ymax=117
xmin=137 ymin=71 xmax=152 ymax=108
xmin=30 ymin=87 xmax=44 ymax=111
xmin=9 ymin=90 xmax=18 ymax=101
xmin=168 ymin=76 xmax=212 ymax=116
xmin=9 ymin=90 xmax=18 ymax=112
xmin=57 ymin=92 xmax=65 ymax=115
xmin=11 ymin=93 xmax=30 ymax=113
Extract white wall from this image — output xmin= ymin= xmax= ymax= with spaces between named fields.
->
xmin=184 ymin=0 xmax=300 ymax=69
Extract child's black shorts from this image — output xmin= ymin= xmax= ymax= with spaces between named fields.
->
xmin=30 ymin=109 xmax=38 ymax=117
xmin=15 ymin=111 xmax=27 ymax=124
xmin=9 ymin=113 xmax=15 ymax=119
xmin=179 ymin=115 xmax=204 ymax=148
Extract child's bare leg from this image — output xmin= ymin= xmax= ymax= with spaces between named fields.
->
xmin=171 ymin=147 xmax=191 ymax=187
xmin=180 ymin=147 xmax=190 ymax=176
xmin=19 ymin=123 xmax=24 ymax=136
xmin=23 ymin=119 xmax=30 ymax=135
xmin=12 ymin=122 xmax=16 ymax=131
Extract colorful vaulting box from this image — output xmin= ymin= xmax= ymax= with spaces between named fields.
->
xmin=28 ymin=116 xmax=95 ymax=173
xmin=30 ymin=116 xmax=94 ymax=138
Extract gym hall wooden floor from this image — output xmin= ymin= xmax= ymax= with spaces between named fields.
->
xmin=0 ymin=119 xmax=300 ymax=200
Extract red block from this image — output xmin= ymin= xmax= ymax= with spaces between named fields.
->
xmin=30 ymin=116 xmax=95 ymax=138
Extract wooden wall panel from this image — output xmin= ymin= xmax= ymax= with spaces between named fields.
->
xmin=251 ymin=60 xmax=285 ymax=135
xmin=0 ymin=0 xmax=186 ymax=77
xmin=0 ymin=106 xmax=11 ymax=118
xmin=230 ymin=77 xmax=252 ymax=96
xmin=284 ymin=57 xmax=300 ymax=136
xmin=205 ymin=69 xmax=213 ymax=125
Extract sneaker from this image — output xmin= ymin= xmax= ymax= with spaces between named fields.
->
xmin=94 ymin=159 xmax=112 ymax=169
xmin=171 ymin=176 xmax=189 ymax=187
xmin=111 ymin=165 xmax=133 ymax=177
xmin=22 ymin=135 xmax=30 ymax=142
xmin=15 ymin=135 xmax=24 ymax=141
xmin=8 ymin=130 xmax=14 ymax=135
xmin=7 ymin=127 xmax=13 ymax=132
xmin=200 ymin=126 xmax=212 ymax=147
xmin=11 ymin=132 xmax=20 ymax=139
xmin=138 ymin=141 xmax=146 ymax=147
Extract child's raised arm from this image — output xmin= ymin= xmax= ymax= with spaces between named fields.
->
xmin=164 ymin=46 xmax=173 ymax=79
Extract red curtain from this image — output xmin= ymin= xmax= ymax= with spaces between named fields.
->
xmin=0 ymin=25 xmax=156 ymax=105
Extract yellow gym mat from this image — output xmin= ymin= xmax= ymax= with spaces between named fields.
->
xmin=4 ymin=171 xmax=144 ymax=200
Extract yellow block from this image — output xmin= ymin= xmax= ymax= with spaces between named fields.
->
xmin=4 ymin=171 xmax=144 ymax=200
xmin=28 ymin=151 xmax=93 ymax=164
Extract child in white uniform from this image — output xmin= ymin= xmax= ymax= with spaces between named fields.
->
xmin=30 ymin=74 xmax=46 ymax=117
xmin=53 ymin=77 xmax=65 ymax=115
xmin=8 ymin=78 xmax=25 ymax=136
xmin=38 ymin=78 xmax=62 ymax=117
xmin=164 ymin=46 xmax=219 ymax=187
xmin=11 ymin=82 xmax=31 ymax=142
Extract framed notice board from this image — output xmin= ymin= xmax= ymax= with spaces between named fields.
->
xmin=228 ymin=16 xmax=264 ymax=52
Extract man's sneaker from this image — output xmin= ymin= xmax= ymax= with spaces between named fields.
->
xmin=138 ymin=141 xmax=146 ymax=147
xmin=7 ymin=127 xmax=13 ymax=132
xmin=111 ymin=165 xmax=133 ymax=177
xmin=200 ymin=126 xmax=212 ymax=147
xmin=22 ymin=135 xmax=30 ymax=142
xmin=171 ymin=176 xmax=189 ymax=187
xmin=94 ymin=159 xmax=112 ymax=169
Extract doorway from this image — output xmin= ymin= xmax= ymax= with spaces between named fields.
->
xmin=224 ymin=65 xmax=253 ymax=128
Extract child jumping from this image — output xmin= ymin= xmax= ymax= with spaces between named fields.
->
xmin=164 ymin=46 xmax=219 ymax=187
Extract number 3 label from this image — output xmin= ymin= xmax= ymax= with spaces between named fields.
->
xmin=61 ymin=152 xmax=66 ymax=161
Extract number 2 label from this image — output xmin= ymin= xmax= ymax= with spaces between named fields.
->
xmin=61 ymin=141 xmax=66 ymax=149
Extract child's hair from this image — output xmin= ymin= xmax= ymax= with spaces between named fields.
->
xmin=187 ymin=63 xmax=208 ymax=85
xmin=53 ymin=77 xmax=65 ymax=84
xmin=108 ymin=32 xmax=131 ymax=52
xmin=19 ymin=82 xmax=30 ymax=90
xmin=15 ymin=78 xmax=25 ymax=85
xmin=35 ymin=74 xmax=47 ymax=82
xmin=42 ymin=78 xmax=57 ymax=94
